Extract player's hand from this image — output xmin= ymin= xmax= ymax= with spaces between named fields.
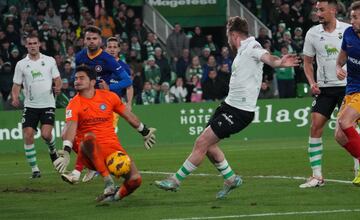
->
xmin=53 ymin=151 xmax=70 ymax=173
xmin=280 ymin=54 xmax=301 ymax=67
xmin=98 ymin=80 xmax=109 ymax=90
xmin=143 ymin=127 xmax=156 ymax=150
xmin=11 ymin=98 xmax=20 ymax=107
xmin=310 ymin=83 xmax=321 ymax=95
xmin=336 ymin=66 xmax=347 ymax=80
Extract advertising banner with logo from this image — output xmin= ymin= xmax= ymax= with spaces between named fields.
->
xmin=147 ymin=0 xmax=227 ymax=27
xmin=0 ymin=98 xmax=338 ymax=152
xmin=121 ymin=0 xmax=144 ymax=6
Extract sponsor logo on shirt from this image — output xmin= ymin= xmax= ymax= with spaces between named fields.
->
xmin=348 ymin=56 xmax=360 ymax=65
xmin=324 ymin=44 xmax=339 ymax=56
xmin=66 ymin=110 xmax=72 ymax=119
xmin=31 ymin=70 xmax=43 ymax=79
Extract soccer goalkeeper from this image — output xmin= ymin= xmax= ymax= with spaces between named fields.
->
xmin=53 ymin=65 xmax=156 ymax=202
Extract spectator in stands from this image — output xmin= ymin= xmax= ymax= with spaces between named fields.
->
xmin=157 ymin=82 xmax=171 ymax=104
xmin=130 ymin=68 xmax=144 ymax=105
xmin=170 ymin=77 xmax=187 ymax=103
xmin=190 ymin=26 xmax=207 ymax=56
xmin=217 ymin=46 xmax=233 ymax=73
xmin=95 ymin=7 xmax=116 ymax=39
xmin=144 ymin=55 xmax=161 ymax=89
xmin=275 ymin=45 xmax=296 ymax=98
xmin=176 ymin=48 xmax=191 ymax=79
xmin=131 ymin=17 xmax=147 ymax=45
xmin=141 ymin=81 xmax=157 ymax=105
xmin=154 ymin=47 xmax=171 ymax=84
xmin=186 ymin=56 xmax=203 ymax=82
xmin=202 ymin=68 xmax=227 ymax=101
xmin=130 ymin=35 xmax=142 ymax=61
xmin=256 ymin=27 xmax=272 ymax=47
xmin=186 ymin=75 xmax=203 ymax=103
xmin=258 ymin=80 xmax=275 ymax=99
xmin=45 ymin=7 xmax=62 ymax=30
xmin=0 ymin=62 xmax=13 ymax=102
xmin=205 ymin=34 xmax=219 ymax=56
xmin=293 ymin=27 xmax=304 ymax=53
xmin=217 ymin=62 xmax=231 ymax=93
xmin=114 ymin=10 xmax=130 ymax=40
xmin=120 ymin=41 xmax=130 ymax=61
xmin=60 ymin=60 xmax=74 ymax=83
xmin=60 ymin=78 xmax=75 ymax=99
xmin=279 ymin=3 xmax=295 ymax=31
xmin=290 ymin=0 xmax=305 ymax=28
xmin=199 ymin=46 xmax=211 ymax=66
xmin=202 ymin=55 xmax=218 ymax=83
xmin=142 ymin=32 xmax=160 ymax=60
xmin=166 ymin=23 xmax=188 ymax=63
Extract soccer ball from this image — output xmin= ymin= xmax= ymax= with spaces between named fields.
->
xmin=106 ymin=151 xmax=131 ymax=178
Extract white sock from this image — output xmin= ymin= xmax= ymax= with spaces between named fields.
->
xmin=173 ymin=159 xmax=197 ymax=184
xmin=214 ymin=159 xmax=235 ymax=181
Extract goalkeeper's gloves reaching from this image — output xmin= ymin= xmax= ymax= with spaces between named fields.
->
xmin=53 ymin=142 xmax=72 ymax=173
xmin=138 ymin=124 xmax=156 ymax=150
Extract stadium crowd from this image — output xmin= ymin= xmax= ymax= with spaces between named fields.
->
xmin=0 ymin=0 xmax=356 ymax=110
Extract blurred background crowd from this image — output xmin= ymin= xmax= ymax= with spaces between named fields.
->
xmin=0 ymin=0 xmax=355 ymax=110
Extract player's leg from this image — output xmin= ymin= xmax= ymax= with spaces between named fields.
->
xmin=39 ymin=108 xmax=59 ymax=164
xmin=114 ymin=159 xmax=142 ymax=200
xmin=206 ymin=144 xmax=242 ymax=199
xmin=80 ymin=133 xmax=115 ymax=197
xmin=300 ymin=93 xmax=337 ymax=188
xmin=155 ymin=126 xmax=219 ymax=191
xmin=22 ymin=108 xmax=41 ymax=178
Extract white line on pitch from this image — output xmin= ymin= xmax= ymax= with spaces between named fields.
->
xmin=0 ymin=170 xmax=352 ymax=184
xmin=161 ymin=209 xmax=360 ymax=220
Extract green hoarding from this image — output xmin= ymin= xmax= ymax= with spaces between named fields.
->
xmin=0 ymin=98 xmax=338 ymax=152
xmin=147 ymin=0 xmax=227 ymax=27
xmin=121 ymin=0 xmax=145 ymax=6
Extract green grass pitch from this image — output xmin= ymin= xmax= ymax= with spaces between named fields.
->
xmin=1 ymin=136 xmax=360 ymax=220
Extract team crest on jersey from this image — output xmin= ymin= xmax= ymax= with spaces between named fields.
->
xmin=100 ymin=104 xmax=107 ymax=111
xmin=320 ymin=36 xmax=325 ymax=41
xmin=95 ymin=65 xmax=102 ymax=72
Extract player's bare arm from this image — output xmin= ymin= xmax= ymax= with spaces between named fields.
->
xmin=53 ymin=76 xmax=62 ymax=96
xmin=336 ymin=49 xmax=348 ymax=80
xmin=303 ymin=55 xmax=321 ymax=95
xmin=11 ymin=83 xmax=22 ymax=107
xmin=260 ymin=53 xmax=300 ymax=68
xmin=126 ymin=86 xmax=134 ymax=111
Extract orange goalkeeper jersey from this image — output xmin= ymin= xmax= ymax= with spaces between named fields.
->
xmin=65 ymin=89 xmax=126 ymax=155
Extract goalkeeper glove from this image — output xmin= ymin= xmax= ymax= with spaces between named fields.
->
xmin=139 ymin=125 xmax=156 ymax=150
xmin=53 ymin=145 xmax=71 ymax=173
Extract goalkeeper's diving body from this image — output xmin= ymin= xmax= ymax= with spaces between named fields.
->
xmin=155 ymin=16 xmax=300 ymax=199
xmin=53 ymin=65 xmax=156 ymax=202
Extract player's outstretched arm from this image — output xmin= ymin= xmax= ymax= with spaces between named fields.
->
xmin=261 ymin=53 xmax=300 ymax=68
xmin=336 ymin=49 xmax=348 ymax=80
xmin=120 ymin=109 xmax=156 ymax=150
xmin=53 ymin=120 xmax=78 ymax=173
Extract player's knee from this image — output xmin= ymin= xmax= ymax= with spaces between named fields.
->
xmin=41 ymin=133 xmax=52 ymax=141
xmin=127 ymin=175 xmax=142 ymax=189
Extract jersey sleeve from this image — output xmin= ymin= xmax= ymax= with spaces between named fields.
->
xmin=13 ymin=62 xmax=23 ymax=85
xmin=341 ymin=28 xmax=349 ymax=52
xmin=65 ymin=98 xmax=80 ymax=122
xmin=109 ymin=91 xmax=126 ymax=115
xmin=107 ymin=57 xmax=132 ymax=92
xmin=303 ymin=30 xmax=315 ymax=57
xmin=250 ymin=42 xmax=268 ymax=61
xmin=50 ymin=57 xmax=60 ymax=78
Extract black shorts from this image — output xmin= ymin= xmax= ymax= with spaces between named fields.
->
xmin=22 ymin=107 xmax=56 ymax=130
xmin=311 ymin=87 xmax=345 ymax=118
xmin=207 ymin=102 xmax=254 ymax=139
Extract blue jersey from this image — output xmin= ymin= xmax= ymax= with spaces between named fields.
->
xmin=75 ymin=49 xmax=132 ymax=95
xmin=111 ymin=59 xmax=133 ymax=97
xmin=342 ymin=27 xmax=360 ymax=94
